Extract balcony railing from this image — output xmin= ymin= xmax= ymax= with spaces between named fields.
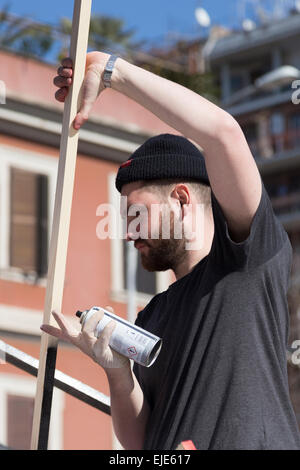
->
xmin=271 ymin=190 xmax=300 ymax=216
xmin=247 ymin=128 xmax=300 ymax=161
xmin=271 ymin=128 xmax=300 ymax=155
xmin=0 ymin=340 xmax=111 ymax=449
xmin=0 ymin=341 xmax=111 ymax=414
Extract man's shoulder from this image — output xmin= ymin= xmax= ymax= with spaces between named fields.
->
xmin=135 ymin=291 xmax=166 ymax=326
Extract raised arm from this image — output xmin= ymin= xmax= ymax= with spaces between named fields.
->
xmin=54 ymin=52 xmax=262 ymax=243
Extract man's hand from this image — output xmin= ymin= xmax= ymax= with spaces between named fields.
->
xmin=40 ymin=307 xmax=130 ymax=370
xmin=54 ymin=51 xmax=111 ymax=130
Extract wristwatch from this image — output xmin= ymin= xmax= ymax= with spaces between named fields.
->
xmin=103 ymin=55 xmax=119 ymax=88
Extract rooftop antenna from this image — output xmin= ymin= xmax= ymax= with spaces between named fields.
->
xmin=255 ymin=0 xmax=291 ymax=22
xmin=239 ymin=0 xmax=291 ymax=32
xmin=255 ymin=3 xmax=270 ymax=24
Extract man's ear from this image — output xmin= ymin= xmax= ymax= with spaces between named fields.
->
xmin=171 ymin=184 xmax=191 ymax=206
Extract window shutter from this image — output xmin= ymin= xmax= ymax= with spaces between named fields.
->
xmin=10 ymin=168 xmax=38 ymax=271
xmin=37 ymin=174 xmax=48 ymax=276
xmin=10 ymin=167 xmax=48 ymax=276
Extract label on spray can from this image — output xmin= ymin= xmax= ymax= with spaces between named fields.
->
xmin=76 ymin=306 xmax=162 ymax=367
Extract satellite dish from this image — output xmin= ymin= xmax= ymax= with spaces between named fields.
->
xmin=195 ymin=7 xmax=211 ymax=28
xmin=242 ymin=18 xmax=256 ymax=32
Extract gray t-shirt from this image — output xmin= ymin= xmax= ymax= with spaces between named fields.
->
xmin=133 ymin=181 xmax=300 ymax=450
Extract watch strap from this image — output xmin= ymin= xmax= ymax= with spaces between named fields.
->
xmin=103 ymin=55 xmax=119 ymax=88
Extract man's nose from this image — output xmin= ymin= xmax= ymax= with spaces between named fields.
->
xmin=125 ymin=228 xmax=140 ymax=242
xmin=125 ymin=231 xmax=135 ymax=242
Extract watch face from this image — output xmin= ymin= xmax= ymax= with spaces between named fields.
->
xmin=107 ymin=60 xmax=114 ymax=71
xmin=103 ymin=56 xmax=118 ymax=87
xmin=103 ymin=71 xmax=112 ymax=87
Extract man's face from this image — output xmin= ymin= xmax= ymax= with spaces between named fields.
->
xmin=121 ymin=182 xmax=187 ymax=272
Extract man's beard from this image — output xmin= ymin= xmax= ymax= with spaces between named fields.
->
xmin=138 ymin=211 xmax=187 ymax=272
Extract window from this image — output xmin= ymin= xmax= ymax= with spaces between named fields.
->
xmin=230 ymin=74 xmax=244 ymax=94
xmin=270 ymin=112 xmax=285 ymax=154
xmin=264 ymin=171 xmax=300 ymax=216
xmin=108 ymin=173 xmax=171 ymax=307
xmin=7 ymin=394 xmax=34 ymax=450
xmin=288 ymin=112 xmax=300 ymax=150
xmin=0 ymin=145 xmax=57 ymax=283
xmin=10 ymin=168 xmax=48 ymax=276
xmin=0 ymin=373 xmax=64 ymax=449
xmin=123 ymin=240 xmax=156 ymax=296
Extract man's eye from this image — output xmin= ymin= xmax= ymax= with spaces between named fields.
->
xmin=127 ymin=211 xmax=141 ymax=219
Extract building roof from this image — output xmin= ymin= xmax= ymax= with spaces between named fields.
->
xmin=208 ymin=12 xmax=300 ymax=62
xmin=0 ymin=49 xmax=174 ymax=135
xmin=0 ymin=49 xmax=176 ymax=163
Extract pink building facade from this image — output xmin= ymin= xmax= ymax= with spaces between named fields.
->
xmin=0 ymin=49 xmax=175 ymax=449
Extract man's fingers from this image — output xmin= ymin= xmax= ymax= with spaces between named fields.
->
xmin=54 ymin=59 xmax=73 ymax=103
xmin=52 ymin=310 xmax=69 ymax=331
xmin=61 ymin=57 xmax=73 ymax=68
xmin=55 ymin=87 xmax=69 ymax=102
xmin=81 ymin=309 xmax=104 ymax=336
xmin=105 ymin=306 xmax=114 ymax=313
xmin=73 ymin=111 xmax=89 ymax=130
xmin=97 ymin=320 xmax=116 ymax=352
xmin=52 ymin=310 xmax=79 ymax=335
xmin=57 ymin=66 xmax=73 ymax=78
xmin=53 ymin=75 xmax=72 ymax=88
xmin=40 ymin=321 xmax=79 ymax=348
xmin=40 ymin=324 xmax=64 ymax=339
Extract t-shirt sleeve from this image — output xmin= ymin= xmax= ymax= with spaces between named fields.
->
xmin=210 ymin=178 xmax=290 ymax=271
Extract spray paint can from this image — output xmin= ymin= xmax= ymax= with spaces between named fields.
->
xmin=76 ymin=306 xmax=162 ymax=367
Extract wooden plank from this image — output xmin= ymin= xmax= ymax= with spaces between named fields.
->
xmin=30 ymin=0 xmax=92 ymax=450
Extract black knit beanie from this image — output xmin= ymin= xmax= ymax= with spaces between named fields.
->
xmin=115 ymin=133 xmax=209 ymax=193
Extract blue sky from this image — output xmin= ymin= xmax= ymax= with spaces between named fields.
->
xmin=0 ymin=0 xmax=295 ymax=47
xmin=0 ymin=1 xmax=256 ymax=43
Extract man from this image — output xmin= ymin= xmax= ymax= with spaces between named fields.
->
xmin=41 ymin=52 xmax=300 ymax=450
